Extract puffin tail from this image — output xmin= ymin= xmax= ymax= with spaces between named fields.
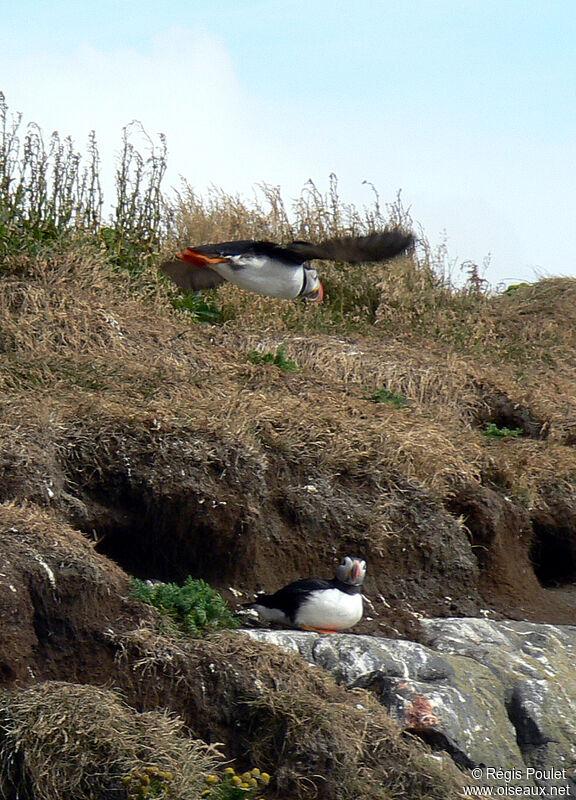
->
xmin=242 ymin=593 xmax=272 ymax=610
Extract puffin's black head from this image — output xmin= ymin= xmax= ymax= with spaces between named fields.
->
xmin=335 ymin=555 xmax=366 ymax=586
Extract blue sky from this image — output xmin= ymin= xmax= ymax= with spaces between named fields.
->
xmin=2 ymin=0 xmax=575 ymax=287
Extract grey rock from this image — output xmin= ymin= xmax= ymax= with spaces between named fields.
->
xmin=421 ymin=618 xmax=576 ymax=792
xmin=243 ymin=618 xmax=576 ymax=792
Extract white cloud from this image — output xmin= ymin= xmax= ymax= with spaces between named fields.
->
xmin=1 ymin=27 xmax=291 ymax=202
xmin=1 ymin=19 xmax=575 ymax=287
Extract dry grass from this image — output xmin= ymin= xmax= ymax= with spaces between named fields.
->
xmin=0 ymin=499 xmax=142 ymax=692
xmin=164 ymin=178 xmax=417 ymax=329
xmin=0 ymin=682 xmax=218 ymax=800
xmin=111 ymin=627 xmax=465 ymax=800
xmin=0 ymin=245 xmax=479 ymax=498
xmin=167 ymin=175 xmax=398 ymax=256
xmin=0 ymin=499 xmax=125 ymax=584
xmin=2 ymin=239 xmax=576 ymax=520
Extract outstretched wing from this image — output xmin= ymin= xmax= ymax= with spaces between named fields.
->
xmin=160 ymin=259 xmax=226 ymax=291
xmin=288 ymin=230 xmax=414 ymax=264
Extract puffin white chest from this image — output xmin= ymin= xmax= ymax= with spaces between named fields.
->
xmin=214 ymin=255 xmax=303 ymax=299
xmin=295 ymin=588 xmax=363 ymax=631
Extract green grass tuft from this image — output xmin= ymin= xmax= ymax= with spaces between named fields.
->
xmin=370 ymin=387 xmax=410 ymax=408
xmin=131 ymin=577 xmax=240 ymax=637
xmin=481 ymin=422 xmax=524 ymax=439
xmin=170 ymin=292 xmax=222 ymax=323
xmin=248 ymin=346 xmax=300 ymax=372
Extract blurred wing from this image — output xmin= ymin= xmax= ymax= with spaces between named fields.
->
xmin=160 ymin=260 xmax=226 ymax=291
xmin=288 ymin=231 xmax=414 ymax=264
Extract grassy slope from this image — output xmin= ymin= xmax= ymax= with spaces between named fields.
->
xmin=3 ymin=101 xmax=576 ymax=797
xmin=3 ymin=239 xmax=576 ymax=569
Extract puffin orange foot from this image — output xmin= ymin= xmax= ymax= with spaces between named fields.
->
xmin=301 ymin=625 xmax=339 ymax=634
xmin=177 ymin=248 xmax=229 ymax=267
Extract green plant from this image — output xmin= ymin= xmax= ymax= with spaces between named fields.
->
xmin=503 ymin=282 xmax=531 ymax=295
xmin=481 ymin=422 xmax=524 ymax=439
xmin=0 ymin=93 xmax=169 ymax=271
xmin=248 ymin=346 xmax=300 ymax=372
xmin=170 ymin=292 xmax=222 ymax=323
xmin=0 ymin=92 xmax=102 ymax=258
xmin=202 ymin=767 xmax=271 ymax=799
xmin=106 ymin=121 xmax=170 ymax=272
xmin=123 ymin=765 xmax=176 ymax=799
xmin=370 ymin=387 xmax=410 ymax=408
xmin=131 ymin=577 xmax=240 ymax=637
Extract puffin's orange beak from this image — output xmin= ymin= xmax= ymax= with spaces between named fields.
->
xmin=308 ymin=281 xmax=324 ymax=303
xmin=350 ymin=561 xmax=362 ymax=580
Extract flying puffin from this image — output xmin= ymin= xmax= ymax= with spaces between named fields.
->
xmin=246 ymin=555 xmax=367 ymax=633
xmin=160 ymin=231 xmax=414 ymax=301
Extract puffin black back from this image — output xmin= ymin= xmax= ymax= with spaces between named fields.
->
xmin=255 ymin=578 xmax=338 ymax=621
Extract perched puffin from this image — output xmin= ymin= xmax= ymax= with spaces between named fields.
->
xmin=246 ymin=555 xmax=367 ymax=633
xmin=160 ymin=231 xmax=414 ymax=301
